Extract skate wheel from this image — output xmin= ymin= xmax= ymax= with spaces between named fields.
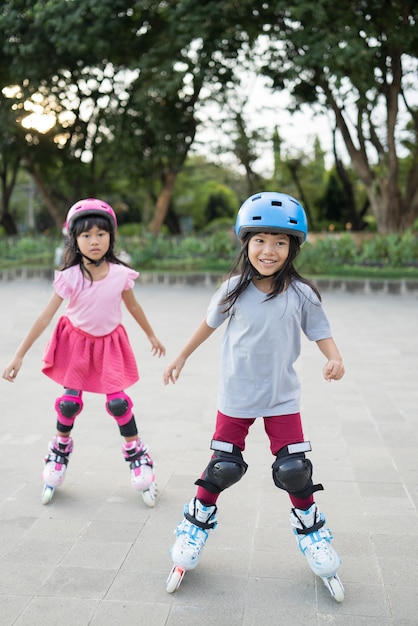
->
xmin=41 ymin=485 xmax=55 ymax=505
xmin=166 ymin=565 xmax=185 ymax=593
xmin=141 ymin=481 xmax=158 ymax=508
xmin=323 ymin=574 xmax=345 ymax=602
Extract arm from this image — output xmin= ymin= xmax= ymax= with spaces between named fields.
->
xmin=122 ymin=288 xmax=165 ymax=357
xmin=2 ymin=291 xmax=63 ymax=382
xmin=316 ymin=337 xmax=345 ymax=382
xmin=163 ymin=318 xmax=216 ymax=385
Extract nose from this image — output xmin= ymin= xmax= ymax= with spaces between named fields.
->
xmin=262 ymin=242 xmax=276 ymax=254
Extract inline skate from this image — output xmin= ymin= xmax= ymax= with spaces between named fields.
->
xmin=166 ymin=497 xmax=218 ymax=593
xmin=122 ymin=439 xmax=157 ymax=507
xmin=41 ymin=435 xmax=73 ymax=504
xmin=291 ymin=503 xmax=344 ymax=602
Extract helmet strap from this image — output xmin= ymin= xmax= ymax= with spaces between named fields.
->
xmin=77 ymin=250 xmax=109 ymax=267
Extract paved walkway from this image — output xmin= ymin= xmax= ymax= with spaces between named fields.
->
xmin=0 ymin=278 xmax=417 ymax=625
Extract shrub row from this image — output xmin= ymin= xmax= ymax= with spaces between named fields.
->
xmin=0 ymin=230 xmax=417 ymax=278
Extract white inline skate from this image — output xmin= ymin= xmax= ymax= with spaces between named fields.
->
xmin=291 ymin=503 xmax=344 ymax=602
xmin=41 ymin=435 xmax=73 ymax=504
xmin=122 ymin=439 xmax=157 ymax=507
xmin=166 ymin=497 xmax=218 ymax=593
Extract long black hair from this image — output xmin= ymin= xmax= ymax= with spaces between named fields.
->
xmin=61 ymin=215 xmax=130 ymax=282
xmin=222 ymin=231 xmax=321 ymax=313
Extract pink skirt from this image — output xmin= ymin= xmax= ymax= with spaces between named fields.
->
xmin=42 ymin=316 xmax=139 ymax=393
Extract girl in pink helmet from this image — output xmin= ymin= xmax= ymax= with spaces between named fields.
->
xmin=3 ymin=198 xmax=165 ymax=507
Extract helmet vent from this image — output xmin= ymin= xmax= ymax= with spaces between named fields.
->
xmin=271 ymin=201 xmax=283 ymax=207
xmin=252 ymin=216 xmax=262 ymax=221
xmin=289 ymin=218 xmax=298 ymax=224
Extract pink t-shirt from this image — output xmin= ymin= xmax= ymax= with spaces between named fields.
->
xmin=54 ymin=263 xmax=139 ymax=336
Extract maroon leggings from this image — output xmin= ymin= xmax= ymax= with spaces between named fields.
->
xmin=196 ymin=411 xmax=315 ymax=510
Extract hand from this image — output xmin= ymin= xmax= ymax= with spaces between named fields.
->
xmin=2 ymin=357 xmax=23 ymax=382
xmin=149 ymin=336 xmax=166 ymax=358
xmin=163 ymin=357 xmax=186 ymax=385
xmin=323 ymin=359 xmax=345 ymax=382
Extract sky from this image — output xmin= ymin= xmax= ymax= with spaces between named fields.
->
xmin=192 ymin=74 xmax=338 ymax=176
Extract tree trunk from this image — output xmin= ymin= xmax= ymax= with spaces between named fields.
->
xmin=0 ymin=211 xmax=18 ymax=234
xmin=149 ymin=170 xmax=178 ymax=236
xmin=24 ymin=163 xmax=63 ymax=230
xmin=286 ymin=161 xmax=315 ymax=229
xmin=319 ymin=75 xmax=415 ymax=233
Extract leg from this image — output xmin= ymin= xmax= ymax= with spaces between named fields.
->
xmin=196 ymin=411 xmax=254 ymax=504
xmin=266 ymin=414 xmax=343 ymax=599
xmin=168 ymin=412 xmax=251 ymax=590
xmin=41 ymin=388 xmax=81 ymax=503
xmin=106 ymin=391 xmax=157 ymax=505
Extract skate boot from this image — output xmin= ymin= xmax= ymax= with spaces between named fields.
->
xmin=122 ymin=439 xmax=157 ymax=507
xmin=166 ymin=497 xmax=218 ymax=593
xmin=41 ymin=435 xmax=73 ymax=504
xmin=290 ymin=503 xmax=344 ymax=602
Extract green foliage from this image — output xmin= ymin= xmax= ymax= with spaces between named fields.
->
xmin=174 ymin=162 xmax=240 ymax=231
xmin=0 ymin=234 xmax=58 ymax=267
xmin=359 ymin=232 xmax=418 ymax=267
xmin=118 ymin=223 xmax=143 ymax=237
xmin=126 ymin=232 xmax=238 ymax=272
xmin=297 ymin=231 xmax=418 ymax=276
xmin=2 ymin=231 xmax=418 ymax=279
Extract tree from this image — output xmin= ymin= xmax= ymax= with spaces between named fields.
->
xmin=256 ymin=0 xmax=418 ymax=233
xmin=0 ymin=0 xmax=263 ymax=235
xmin=0 ymin=97 xmax=23 ymax=233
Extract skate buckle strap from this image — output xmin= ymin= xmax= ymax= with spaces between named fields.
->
xmin=184 ymin=512 xmax=217 ymax=531
xmin=299 ymin=527 xmax=333 ymax=550
xmin=126 ymin=445 xmax=152 ymax=465
xmin=130 ymin=455 xmax=152 ymax=470
xmin=295 ymin=518 xmax=325 ymax=535
xmin=46 ymin=451 xmax=70 ymax=465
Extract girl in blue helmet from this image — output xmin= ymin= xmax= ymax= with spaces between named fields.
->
xmin=163 ymin=192 xmax=345 ymax=600
xmin=3 ymin=198 xmax=165 ymax=507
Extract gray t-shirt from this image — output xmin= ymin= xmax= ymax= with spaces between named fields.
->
xmin=206 ymin=276 xmax=332 ymax=418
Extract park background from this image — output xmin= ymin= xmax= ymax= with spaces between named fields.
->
xmin=1 ymin=1 xmax=418 ymax=278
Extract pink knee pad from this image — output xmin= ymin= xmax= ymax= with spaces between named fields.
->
xmin=55 ymin=389 xmax=83 ymax=428
xmin=106 ymin=391 xmax=133 ymax=426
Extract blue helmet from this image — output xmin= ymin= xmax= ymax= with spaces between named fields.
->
xmin=235 ymin=192 xmax=308 ymax=244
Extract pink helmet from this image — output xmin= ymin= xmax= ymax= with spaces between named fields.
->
xmin=65 ymin=198 xmax=117 ymax=232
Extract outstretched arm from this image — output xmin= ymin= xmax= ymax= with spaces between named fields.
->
xmin=316 ymin=337 xmax=345 ymax=382
xmin=2 ymin=291 xmax=63 ymax=382
xmin=122 ymin=288 xmax=165 ymax=357
xmin=163 ymin=319 xmax=216 ymax=385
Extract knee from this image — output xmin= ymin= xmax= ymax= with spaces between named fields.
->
xmin=195 ymin=439 xmax=248 ymax=494
xmin=106 ymin=392 xmax=133 ymax=423
xmin=106 ymin=392 xmax=137 ymax=436
xmin=272 ymin=442 xmax=323 ymax=499
xmin=55 ymin=389 xmax=83 ymax=430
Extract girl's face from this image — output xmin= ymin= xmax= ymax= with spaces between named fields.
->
xmin=247 ymin=232 xmax=290 ymax=277
xmin=76 ymin=224 xmax=110 ymax=263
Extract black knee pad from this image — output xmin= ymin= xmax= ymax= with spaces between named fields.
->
xmin=55 ymin=389 xmax=83 ymax=418
xmin=272 ymin=442 xmax=323 ymax=499
xmin=195 ymin=439 xmax=248 ymax=494
xmin=55 ymin=389 xmax=83 ymax=431
xmin=107 ymin=397 xmax=130 ymax=417
xmin=106 ymin=392 xmax=133 ymax=420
